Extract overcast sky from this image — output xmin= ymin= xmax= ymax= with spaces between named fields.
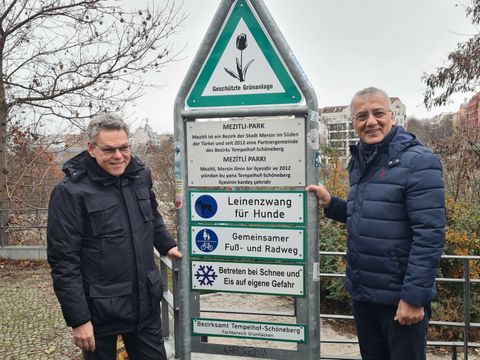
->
xmin=123 ymin=0 xmax=478 ymax=133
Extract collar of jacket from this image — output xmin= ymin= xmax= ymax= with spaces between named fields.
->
xmin=62 ymin=150 xmax=144 ymax=185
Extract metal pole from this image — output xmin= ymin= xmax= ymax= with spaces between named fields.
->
xmin=173 ymin=259 xmax=181 ymax=358
xmin=173 ymin=108 xmax=191 ymax=360
xmin=160 ymin=260 xmax=170 ymax=338
xmin=173 ymin=2 xmax=235 ymax=358
xmin=463 ymin=258 xmax=470 ymax=360
xmin=0 ymin=209 xmax=4 ymax=247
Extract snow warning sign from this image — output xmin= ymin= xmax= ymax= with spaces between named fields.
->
xmin=191 ymin=260 xmax=304 ymax=296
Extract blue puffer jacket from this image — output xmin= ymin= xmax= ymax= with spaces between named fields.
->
xmin=325 ymin=126 xmax=445 ymax=307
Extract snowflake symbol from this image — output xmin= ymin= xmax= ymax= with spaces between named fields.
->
xmin=194 ymin=265 xmax=218 ymax=286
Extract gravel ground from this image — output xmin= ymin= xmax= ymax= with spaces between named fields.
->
xmin=0 ymin=258 xmax=478 ymax=360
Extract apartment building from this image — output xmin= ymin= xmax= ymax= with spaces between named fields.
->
xmin=464 ymin=93 xmax=480 ymax=128
xmin=131 ymin=120 xmax=161 ymax=149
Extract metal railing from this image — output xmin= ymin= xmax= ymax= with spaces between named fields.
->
xmin=318 ymin=252 xmax=480 ymax=360
xmin=0 ymin=208 xmax=47 ymax=247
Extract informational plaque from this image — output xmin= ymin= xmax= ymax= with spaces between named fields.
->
xmin=186 ymin=117 xmax=305 ymax=187
xmin=192 ymin=318 xmax=306 ymax=343
xmin=191 ymin=260 xmax=304 ymax=296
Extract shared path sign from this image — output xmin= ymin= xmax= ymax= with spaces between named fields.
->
xmin=190 ymin=224 xmax=305 ymax=261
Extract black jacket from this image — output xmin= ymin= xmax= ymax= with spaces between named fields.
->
xmin=47 ymin=151 xmax=176 ymax=336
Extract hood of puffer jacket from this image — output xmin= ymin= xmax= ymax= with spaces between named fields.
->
xmin=386 ymin=126 xmax=423 ymax=159
xmin=61 ymin=150 xmax=145 ymax=185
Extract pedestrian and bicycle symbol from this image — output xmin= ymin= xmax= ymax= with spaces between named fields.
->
xmin=194 ymin=228 xmax=219 ymax=253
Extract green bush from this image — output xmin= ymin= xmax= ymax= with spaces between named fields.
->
xmin=319 ymin=216 xmax=349 ymax=305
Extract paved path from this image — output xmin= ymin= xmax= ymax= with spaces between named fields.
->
xmin=0 ymin=260 xmax=81 ymax=359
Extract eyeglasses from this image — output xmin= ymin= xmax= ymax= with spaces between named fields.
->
xmin=353 ymin=109 xmax=391 ymax=122
xmin=93 ymin=143 xmax=130 ymax=155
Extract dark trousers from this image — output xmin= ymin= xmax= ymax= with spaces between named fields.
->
xmin=352 ymin=300 xmax=431 ymax=360
xmin=82 ymin=318 xmax=167 ymax=360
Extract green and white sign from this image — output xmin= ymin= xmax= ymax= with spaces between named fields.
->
xmin=190 ymin=225 xmax=305 ymax=261
xmin=191 ymin=260 xmax=304 ymax=296
xmin=192 ymin=318 xmax=306 ymax=343
xmin=190 ymin=190 xmax=305 ymax=225
xmin=186 ymin=0 xmax=302 ymax=108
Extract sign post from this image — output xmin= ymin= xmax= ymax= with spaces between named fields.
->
xmin=174 ymin=1 xmax=319 ymax=359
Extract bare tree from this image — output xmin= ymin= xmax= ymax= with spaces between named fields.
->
xmin=432 ymin=124 xmax=480 ymax=202
xmin=0 ymin=0 xmax=186 ymax=212
xmin=147 ymin=136 xmax=175 ymax=229
xmin=406 ymin=117 xmax=435 ymax=147
xmin=423 ymin=1 xmax=480 ymax=108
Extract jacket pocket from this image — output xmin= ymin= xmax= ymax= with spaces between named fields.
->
xmin=89 ymin=281 xmax=133 ymax=325
xmin=147 ymin=270 xmax=163 ymax=311
xmin=86 ymin=197 xmax=123 ymax=236
xmin=387 ymin=247 xmax=408 ymax=278
xmin=136 ymin=187 xmax=154 ymax=222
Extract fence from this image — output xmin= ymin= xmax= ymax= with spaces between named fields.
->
xmin=1 ymin=208 xmax=479 ymax=359
xmin=318 ymin=252 xmax=480 ymax=360
xmin=0 ymin=208 xmax=47 ymax=247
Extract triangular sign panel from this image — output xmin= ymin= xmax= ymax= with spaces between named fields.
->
xmin=186 ymin=0 xmax=302 ymax=108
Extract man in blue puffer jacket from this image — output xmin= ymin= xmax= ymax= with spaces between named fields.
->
xmin=307 ymin=87 xmax=445 ymax=360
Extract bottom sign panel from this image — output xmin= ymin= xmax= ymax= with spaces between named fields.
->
xmin=192 ymin=318 xmax=306 ymax=343
xmin=191 ymin=260 xmax=304 ymax=296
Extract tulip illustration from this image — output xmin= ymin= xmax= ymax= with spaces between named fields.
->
xmin=225 ymin=33 xmax=255 ymax=82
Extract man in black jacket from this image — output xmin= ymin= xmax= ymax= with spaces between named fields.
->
xmin=47 ymin=113 xmax=182 ymax=359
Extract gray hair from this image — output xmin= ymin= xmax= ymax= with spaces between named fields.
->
xmin=350 ymin=86 xmax=392 ymax=114
xmin=86 ymin=113 xmax=129 ymax=142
